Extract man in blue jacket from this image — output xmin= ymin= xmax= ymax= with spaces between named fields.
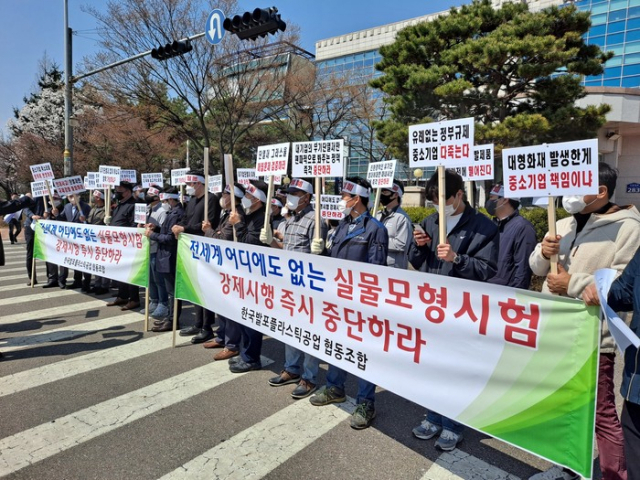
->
xmin=408 ymin=169 xmax=499 ymax=451
xmin=309 ymin=177 xmax=389 ymax=430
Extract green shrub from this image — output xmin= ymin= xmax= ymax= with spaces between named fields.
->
xmin=403 ymin=206 xmax=435 ymax=224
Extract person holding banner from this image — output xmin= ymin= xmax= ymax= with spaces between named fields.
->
xmin=227 ymin=180 xmax=270 ymax=373
xmin=86 ymin=190 xmax=110 ymax=295
xmin=309 ymin=177 xmax=388 ymax=429
xmin=408 ymin=169 xmax=499 ymax=451
xmin=261 ymin=178 xmax=328 ymax=399
xmin=485 ymin=184 xmax=536 ymax=290
xmin=22 ymin=193 xmax=43 ymax=285
xmin=200 ymin=183 xmax=246 ymax=357
xmin=106 ymin=181 xmax=141 ymax=311
xmin=172 ymin=171 xmax=221 ymax=343
xmin=375 ymin=180 xmax=412 ymax=270
xmin=142 ymin=187 xmax=169 ymax=320
xmin=529 ymin=163 xmax=640 ymax=480
xmin=148 ymin=188 xmax=185 ymax=333
xmin=41 ymin=193 xmax=64 ymax=288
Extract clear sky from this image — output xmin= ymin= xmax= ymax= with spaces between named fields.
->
xmin=0 ymin=0 xmax=468 ymax=137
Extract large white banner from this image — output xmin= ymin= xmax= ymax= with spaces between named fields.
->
xmin=409 ymin=118 xmax=474 ymax=169
xmin=256 ymin=142 xmax=289 ymax=175
xmin=292 ymin=139 xmax=344 ymax=178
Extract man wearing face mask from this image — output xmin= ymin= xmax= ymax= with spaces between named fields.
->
xmin=408 ymin=169 xmax=498 ymax=452
xmin=484 ymin=184 xmax=536 ymax=290
xmin=260 ymin=178 xmax=328 ymax=399
xmin=86 ymin=190 xmax=110 ymax=295
xmin=375 ymin=179 xmax=412 ymax=269
xmin=52 ymin=193 xmax=92 ymax=290
xmin=41 ymin=193 xmax=64 ymax=288
xmin=141 ymin=187 xmax=169 ymax=319
xmin=309 ymin=177 xmax=388 ymax=430
xmin=529 ymin=162 xmax=640 ymax=480
xmin=171 ymin=171 xmax=221 ymax=344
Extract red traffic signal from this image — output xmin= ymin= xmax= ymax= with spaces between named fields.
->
xmin=223 ymin=7 xmax=286 ymax=41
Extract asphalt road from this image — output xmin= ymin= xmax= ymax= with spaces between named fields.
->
xmin=0 ymin=242 xmax=614 ymax=480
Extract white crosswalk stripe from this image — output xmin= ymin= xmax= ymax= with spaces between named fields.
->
xmin=420 ymin=450 xmax=520 ymax=480
xmin=0 ymin=289 xmax=79 ymax=306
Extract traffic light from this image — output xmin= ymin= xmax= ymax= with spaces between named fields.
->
xmin=223 ymin=7 xmax=286 ymax=41
xmin=151 ymin=40 xmax=193 ymax=61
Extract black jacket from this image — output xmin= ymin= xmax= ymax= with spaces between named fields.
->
xmin=178 ymin=194 xmax=221 ymax=236
xmin=234 ymin=207 xmax=265 ymax=245
xmin=110 ymin=196 xmax=137 ymax=227
xmin=150 ymin=203 xmax=184 ymax=274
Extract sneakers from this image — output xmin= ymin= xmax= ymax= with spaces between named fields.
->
xmin=268 ymin=370 xmax=301 ymax=387
xmin=528 ymin=466 xmax=580 ymax=480
xmin=291 ymin=380 xmax=317 ymax=399
xmin=350 ymin=402 xmax=376 ymax=429
xmin=309 ymin=386 xmax=346 ymax=406
xmin=412 ymin=419 xmax=442 ymax=440
xmin=435 ymin=429 xmax=463 ymax=451
xmin=151 ymin=303 xmax=169 ymax=319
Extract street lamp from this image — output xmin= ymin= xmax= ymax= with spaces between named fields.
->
xmin=414 ymin=168 xmax=423 ymax=186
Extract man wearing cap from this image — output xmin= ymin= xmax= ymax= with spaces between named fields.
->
xmin=309 ymin=177 xmax=388 ymax=429
xmin=200 ymin=183 xmax=246 ymax=358
xmin=142 ymin=186 xmax=169 ymax=319
xmin=106 ymin=181 xmax=142 ymax=310
xmin=375 ymin=179 xmax=412 ymax=269
xmin=408 ymin=169 xmax=499 ymax=452
xmin=261 ymin=178 xmax=328 ymax=399
xmin=484 ymin=184 xmax=536 ymax=290
xmin=227 ymin=180 xmax=270 ymax=373
xmin=172 ymin=170 xmax=221 ymax=344
xmin=86 ymin=190 xmax=110 ymax=295
xmin=52 ymin=192 xmax=92 ymax=290
xmin=270 ymin=198 xmax=285 ymax=235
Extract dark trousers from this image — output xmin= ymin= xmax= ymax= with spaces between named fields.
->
xmin=46 ymin=262 xmax=59 ymax=283
xmin=9 ymin=219 xmax=21 ymax=243
xmin=214 ymin=315 xmax=240 ymax=351
xmin=25 ymin=226 xmax=36 ymax=281
xmin=596 ymin=353 xmax=628 ymax=480
xmin=160 ymin=271 xmax=181 ymax=320
xmin=117 ymin=281 xmax=140 ymax=303
xmin=239 ymin=324 xmax=262 ymax=365
xmin=194 ymin=305 xmax=215 ymax=333
xmin=59 ymin=267 xmax=91 ymax=287
xmin=622 ymin=400 xmax=640 ymax=480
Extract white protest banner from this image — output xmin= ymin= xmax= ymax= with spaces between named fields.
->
xmin=171 ymin=168 xmax=189 ymax=186
xmin=409 ymin=117 xmax=474 ymax=169
xmin=237 ymin=168 xmax=258 ymax=188
xmin=34 ymin=220 xmax=149 ymax=287
xmin=319 ymin=194 xmax=343 ymax=220
xmin=259 ymin=174 xmax=281 ymax=185
xmin=367 ymin=160 xmax=397 ymax=189
xmin=134 ymin=204 xmax=147 ymax=225
xmin=292 ymin=139 xmax=344 ymax=177
xmin=52 ymin=176 xmax=86 ymax=196
xmin=99 ymin=165 xmax=121 ymax=186
xmin=208 ymin=174 xmax=223 ymax=194
xmin=30 ymin=180 xmax=55 ymax=199
xmin=141 ymin=173 xmax=164 ymax=188
xmin=460 ymin=144 xmax=495 ymax=181
xmin=120 ymin=169 xmax=137 ymax=184
xmin=256 ymin=142 xmax=289 ymax=175
xmin=175 ymin=235 xmax=598 ymax=478
xmin=84 ymin=172 xmax=104 ymax=190
xmin=501 ymin=139 xmax=598 ymax=198
xmin=30 ymin=162 xmax=55 ymax=181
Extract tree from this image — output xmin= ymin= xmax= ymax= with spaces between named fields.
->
xmin=371 ymin=0 xmax=612 ymax=160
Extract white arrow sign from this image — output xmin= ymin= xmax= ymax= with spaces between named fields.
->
xmin=206 ymin=9 xmax=226 ymax=45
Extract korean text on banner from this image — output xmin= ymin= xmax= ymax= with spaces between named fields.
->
xmin=209 ymin=175 xmax=223 ymax=194
xmin=134 ymin=204 xmax=147 ymax=225
xmin=291 ymin=139 xmax=344 ymax=178
xmin=30 ymin=180 xmax=55 ymax=199
xmin=256 ymin=142 xmax=290 ymax=175
xmin=237 ymin=168 xmax=258 ymax=188
xmin=367 ymin=160 xmax=397 ymax=189
xmin=175 ymin=235 xmax=599 ymax=479
xmin=259 ymin=175 xmax=282 ymax=185
xmin=171 ymin=168 xmax=189 ymax=187
xmin=142 ymin=173 xmax=164 ymax=188
xmin=53 ymin=176 xmax=86 ymax=196
xmin=84 ymin=172 xmax=104 ymax=190
xmin=453 ymin=144 xmax=494 ymax=181
xmin=30 ymin=162 xmax=55 ymax=181
xmin=409 ymin=118 xmax=475 ymax=169
xmin=34 ymin=220 xmax=149 ymax=288
xmin=314 ymin=195 xmax=343 ymax=220
xmin=502 ymin=139 xmax=598 ymax=198
xmin=99 ymin=165 xmax=121 ymax=186
xmin=120 ymin=169 xmax=137 ymax=184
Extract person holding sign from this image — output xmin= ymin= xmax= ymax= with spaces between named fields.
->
xmin=41 ymin=193 xmax=64 ymax=288
xmin=86 ymin=190 xmax=110 ymax=295
xmin=529 ymin=163 xmax=640 ymax=480
xmin=22 ymin=193 xmax=44 ymax=285
xmin=375 ymin=180 xmax=412 ymax=270
xmin=408 ymin=169 xmax=499 ymax=451
xmin=142 ymin=187 xmax=169 ymax=320
xmin=309 ymin=177 xmax=388 ymax=429
xmin=262 ymin=178 xmax=328 ymax=399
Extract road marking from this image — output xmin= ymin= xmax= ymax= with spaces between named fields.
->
xmin=420 ymin=449 xmax=521 ymax=480
xmin=0 ymin=289 xmax=80 ymax=306
xmin=0 ymin=332 xmax=190 ymax=397
xmin=0 ymin=356 xmax=274 ymax=477
xmin=159 ymin=397 xmax=356 ymax=480
xmin=0 ymin=266 xmax=35 ymax=274
xmin=1 ymin=299 xmax=110 ymax=325
xmin=0 ymin=272 xmax=45 ymax=283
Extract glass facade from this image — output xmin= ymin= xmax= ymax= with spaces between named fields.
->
xmin=578 ymin=0 xmax=640 ymax=87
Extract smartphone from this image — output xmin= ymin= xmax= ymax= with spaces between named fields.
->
xmin=413 ymin=223 xmax=426 ymax=234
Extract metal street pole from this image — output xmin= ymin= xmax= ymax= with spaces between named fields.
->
xmin=63 ymin=0 xmax=73 ymax=176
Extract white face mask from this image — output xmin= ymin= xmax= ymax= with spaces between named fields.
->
xmin=219 ymin=197 xmax=226 ymax=209
xmin=444 ymin=195 xmax=460 ymax=217
xmin=338 ymin=199 xmax=352 ymax=216
xmin=286 ymin=194 xmax=300 ymax=211
xmin=281 ymin=207 xmax=289 ymax=216
xmin=241 ymin=197 xmax=254 ymax=210
xmin=185 ymin=186 xmax=196 ymax=196
xmin=162 ymin=202 xmax=170 ymax=211
xmin=562 ymin=195 xmax=588 ymax=214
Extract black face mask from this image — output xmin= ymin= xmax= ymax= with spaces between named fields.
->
xmin=485 ymin=199 xmax=498 ymax=217
xmin=380 ymin=194 xmax=394 ymax=206
xmin=115 ymin=192 xmax=124 ymax=201
xmin=144 ymin=195 xmax=156 ymax=204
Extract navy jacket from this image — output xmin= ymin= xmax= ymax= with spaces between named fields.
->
xmin=408 ymin=204 xmax=499 ymax=281
xmin=57 ymin=201 xmax=91 ymax=223
xmin=150 ymin=203 xmax=184 ymax=274
xmin=607 ymin=247 xmax=640 ymax=405
xmin=328 ymin=211 xmax=388 ymax=266
xmin=178 ymin=194 xmax=221 ymax=236
xmin=234 ymin=207 xmax=265 ymax=245
xmin=487 ymin=211 xmax=536 ymax=289
xmin=110 ymin=197 xmax=137 ymax=227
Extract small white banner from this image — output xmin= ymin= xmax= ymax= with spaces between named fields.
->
xmin=134 ymin=204 xmax=147 ymax=225
xmin=30 ymin=180 xmax=55 ymax=198
xmin=409 ymin=117 xmax=474 ymax=169
xmin=367 ymin=160 xmax=397 ymax=189
xmin=256 ymin=142 xmax=290 ymax=175
xmin=120 ymin=169 xmax=137 ymax=184
xmin=171 ymin=168 xmax=189 ymax=186
xmin=292 ymin=139 xmax=344 ymax=178
xmin=237 ymin=168 xmax=258 ymax=188
xmin=209 ymin=174 xmax=223 ymax=194
xmin=99 ymin=165 xmax=121 ymax=186
xmin=141 ymin=173 xmax=164 ymax=188
xmin=30 ymin=162 xmax=55 ymax=181
xmin=53 ymin=176 xmax=86 ymax=196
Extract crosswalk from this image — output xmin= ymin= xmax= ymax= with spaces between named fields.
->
xmin=0 ymin=244 xmax=544 ymax=479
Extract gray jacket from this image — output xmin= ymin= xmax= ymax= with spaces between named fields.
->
xmin=376 ymin=206 xmax=412 ymax=269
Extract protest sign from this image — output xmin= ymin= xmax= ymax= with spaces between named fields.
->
xmin=259 ymin=175 xmax=281 ymax=185
xmin=30 ymin=180 xmax=55 ymax=199
xmin=141 ymin=173 xmax=164 ymax=188
xmin=291 ymin=139 xmax=344 ymax=178
xmin=30 ymin=162 xmax=55 ymax=181
xmin=256 ymin=142 xmax=289 ymax=175
xmin=53 ymin=176 xmax=86 ymax=196
xmin=84 ymin=172 xmax=104 ymax=190
xmin=237 ymin=168 xmax=258 ymax=188
xmin=34 ymin=220 xmax=149 ymax=287
xmin=501 ymin=139 xmax=598 ymax=198
xmin=452 ymin=144 xmax=494 ymax=181
xmin=120 ymin=170 xmax=137 ymax=184
xmin=409 ymin=117 xmax=474 ymax=169
xmin=134 ymin=204 xmax=147 ymax=225
xmin=171 ymin=168 xmax=189 ymax=186
xmin=175 ymin=235 xmax=599 ymax=478
xmin=316 ymin=195 xmax=343 ymax=220
xmin=366 ymin=160 xmax=397 ymax=189
xmin=209 ymin=175 xmax=223 ymax=194
xmin=99 ymin=165 xmax=121 ymax=186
